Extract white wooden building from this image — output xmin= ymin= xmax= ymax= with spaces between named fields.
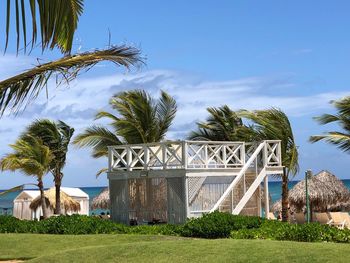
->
xmin=107 ymin=140 xmax=283 ymax=225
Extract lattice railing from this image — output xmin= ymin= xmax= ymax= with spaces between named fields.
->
xmin=108 ymin=140 xmax=282 ymax=171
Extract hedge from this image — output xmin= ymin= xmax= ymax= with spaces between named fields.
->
xmin=1 ymin=212 xmax=350 ymax=243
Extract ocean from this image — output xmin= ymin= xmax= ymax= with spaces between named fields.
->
xmin=1 ymin=180 xmax=350 ymax=216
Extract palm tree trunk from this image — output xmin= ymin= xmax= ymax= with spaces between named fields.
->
xmin=38 ymin=179 xmax=48 ymax=219
xmin=54 ymin=172 xmax=62 ymax=215
xmin=281 ymin=167 xmax=289 ymax=222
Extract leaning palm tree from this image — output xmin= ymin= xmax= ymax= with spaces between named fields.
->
xmin=3 ymin=0 xmax=84 ymax=54
xmin=239 ymin=108 xmax=299 ymax=222
xmin=189 ymin=105 xmax=255 ymax=141
xmin=73 ymin=89 xmax=177 ymax=175
xmin=22 ymin=119 xmax=74 ymax=215
xmin=0 ymin=135 xmax=53 ymax=218
xmin=310 ymin=96 xmax=350 ymax=153
xmin=0 ymin=45 xmax=142 ymax=115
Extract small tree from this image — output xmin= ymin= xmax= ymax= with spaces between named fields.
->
xmin=0 ymin=136 xmax=53 ymax=218
xmin=23 ymin=120 xmax=74 ymax=215
xmin=239 ymin=108 xmax=299 ymax=222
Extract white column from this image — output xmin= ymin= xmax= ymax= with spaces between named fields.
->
xmin=264 ymin=175 xmax=269 ymax=218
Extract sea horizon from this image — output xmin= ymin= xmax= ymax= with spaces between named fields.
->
xmin=2 ymin=179 xmax=350 ymax=216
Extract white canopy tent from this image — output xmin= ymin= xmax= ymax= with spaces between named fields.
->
xmin=13 ymin=187 xmax=89 ymax=220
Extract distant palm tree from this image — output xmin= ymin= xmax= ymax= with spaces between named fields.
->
xmin=239 ymin=108 xmax=299 ymax=222
xmin=189 ymin=105 xmax=255 ymax=141
xmin=310 ymin=96 xmax=350 ymax=153
xmin=0 ymin=136 xmax=53 ymax=218
xmin=73 ymin=89 xmax=177 ymax=175
xmin=3 ymin=0 xmax=84 ymax=54
xmin=22 ymin=120 xmax=74 ymax=215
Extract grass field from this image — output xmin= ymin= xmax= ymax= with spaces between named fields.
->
xmin=1 ymin=234 xmax=350 ymax=262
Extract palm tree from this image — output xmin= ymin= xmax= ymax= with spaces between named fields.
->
xmin=22 ymin=120 xmax=74 ymax=215
xmin=189 ymin=105 xmax=255 ymax=141
xmin=190 ymin=106 xmax=298 ymax=221
xmin=239 ymin=108 xmax=299 ymax=222
xmin=310 ymin=96 xmax=350 ymax=153
xmin=0 ymin=135 xmax=53 ymax=218
xmin=3 ymin=0 xmax=84 ymax=54
xmin=73 ymin=89 xmax=177 ymax=175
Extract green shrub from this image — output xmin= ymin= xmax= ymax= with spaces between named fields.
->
xmin=230 ymin=219 xmax=350 ymax=243
xmin=36 ymin=215 xmax=127 ymax=234
xmin=0 ymin=215 xmax=180 ymax=235
xmin=2 ymin=213 xmax=350 ymax=244
xmin=181 ymin=211 xmax=264 ymax=239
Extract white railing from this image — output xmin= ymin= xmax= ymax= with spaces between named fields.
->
xmin=108 ymin=140 xmax=282 ymax=172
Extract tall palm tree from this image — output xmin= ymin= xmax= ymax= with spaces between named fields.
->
xmin=310 ymin=96 xmax=350 ymax=153
xmin=239 ymin=108 xmax=299 ymax=222
xmin=189 ymin=105 xmax=255 ymax=141
xmin=0 ymin=135 xmax=53 ymax=218
xmin=191 ymin=106 xmax=298 ymax=221
xmin=73 ymin=89 xmax=177 ymax=175
xmin=22 ymin=119 xmax=74 ymax=215
xmin=3 ymin=0 xmax=84 ymax=54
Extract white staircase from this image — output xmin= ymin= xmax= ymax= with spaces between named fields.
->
xmin=209 ymin=141 xmax=281 ymax=215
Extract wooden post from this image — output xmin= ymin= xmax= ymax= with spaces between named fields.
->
xmin=144 ymin=146 xmax=149 ymax=170
xmin=264 ymin=175 xmax=269 ymax=218
xmin=108 ymin=146 xmax=112 ymax=172
xmin=204 ymin=144 xmax=208 ymax=168
xmin=222 ymin=145 xmax=227 ymax=168
xmin=182 ymin=141 xmax=187 ymax=169
xmin=162 ymin=143 xmax=166 ymax=170
xmin=126 ymin=147 xmax=132 ymax=171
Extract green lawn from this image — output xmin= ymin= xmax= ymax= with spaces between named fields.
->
xmin=0 ymin=234 xmax=350 ymax=263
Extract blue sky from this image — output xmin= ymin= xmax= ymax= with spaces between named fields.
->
xmin=0 ymin=0 xmax=349 ymax=188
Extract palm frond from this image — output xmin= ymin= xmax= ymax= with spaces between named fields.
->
xmin=156 ymin=90 xmax=177 ymax=140
xmin=4 ymin=0 xmax=84 ymax=54
xmin=310 ymin=96 xmax=350 ymax=154
xmin=0 ymin=45 xmax=142 ymax=115
xmin=73 ymin=125 xmax=122 ymax=158
xmin=310 ymin=133 xmax=350 ymax=153
xmin=96 ymin=167 xmax=108 ymax=178
xmin=0 ymin=183 xmax=37 ymax=196
xmin=189 ymin=105 xmax=249 ymax=142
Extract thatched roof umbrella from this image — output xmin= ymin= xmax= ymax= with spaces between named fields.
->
xmin=272 ymin=170 xmax=350 ymax=213
xmin=92 ymin=188 xmax=110 ymax=210
xmin=30 ymin=188 xmax=80 ymax=212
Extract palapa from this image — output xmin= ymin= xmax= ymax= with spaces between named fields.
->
xmin=30 ymin=187 xmax=80 ymax=212
xmin=272 ymin=170 xmax=350 ymax=213
xmin=91 ymin=188 xmax=110 ymax=210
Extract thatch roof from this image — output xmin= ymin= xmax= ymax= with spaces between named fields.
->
xmin=272 ymin=170 xmax=350 ymax=212
xmin=91 ymin=188 xmax=110 ymax=210
xmin=30 ymin=188 xmax=80 ymax=212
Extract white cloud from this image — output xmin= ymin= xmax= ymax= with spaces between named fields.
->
xmin=0 ymin=62 xmax=349 ymax=187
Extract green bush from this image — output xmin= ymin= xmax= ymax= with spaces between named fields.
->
xmin=181 ymin=211 xmax=264 ymax=238
xmin=2 ymin=212 xmax=350 ymax=244
xmin=0 ymin=215 xmax=180 ymax=235
xmin=230 ymin=219 xmax=350 ymax=243
xmin=36 ymin=215 xmax=127 ymax=234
